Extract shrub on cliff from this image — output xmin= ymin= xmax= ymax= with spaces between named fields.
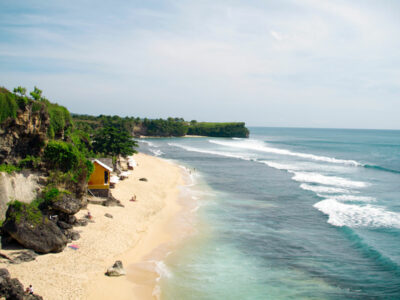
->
xmin=43 ymin=140 xmax=94 ymax=195
xmin=44 ymin=141 xmax=79 ymax=172
xmin=0 ymin=88 xmax=18 ymax=123
xmin=38 ymin=97 xmax=72 ymax=139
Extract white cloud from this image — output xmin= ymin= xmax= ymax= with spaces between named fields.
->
xmin=0 ymin=0 xmax=399 ymax=128
xmin=270 ymin=30 xmax=283 ymax=41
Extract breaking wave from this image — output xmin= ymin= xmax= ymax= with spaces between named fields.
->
xmin=314 ymin=199 xmax=400 ymax=229
xmin=299 ymin=184 xmax=352 ymax=194
xmin=149 ymin=148 xmax=164 ymax=156
xmin=317 ymin=194 xmax=376 ymax=202
xmin=209 ymin=139 xmax=361 ymax=166
xmin=168 ymin=143 xmax=253 ymax=161
xmin=291 ymin=172 xmax=368 ymax=188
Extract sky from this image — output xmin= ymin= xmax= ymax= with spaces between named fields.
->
xmin=0 ymin=0 xmax=399 ymax=129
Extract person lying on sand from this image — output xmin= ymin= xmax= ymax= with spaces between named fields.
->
xmin=25 ymin=285 xmax=33 ymax=295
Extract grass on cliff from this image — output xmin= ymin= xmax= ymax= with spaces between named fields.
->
xmin=0 ymin=164 xmax=21 ymax=174
xmin=0 ymin=88 xmax=18 ymax=123
xmin=7 ymin=200 xmax=43 ymax=225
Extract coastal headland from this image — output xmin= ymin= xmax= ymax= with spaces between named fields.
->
xmin=0 ymin=153 xmax=191 ymax=300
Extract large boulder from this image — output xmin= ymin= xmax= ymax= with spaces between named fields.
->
xmin=0 ymin=268 xmax=43 ymax=300
xmin=50 ymin=194 xmax=81 ymax=215
xmin=2 ymin=204 xmax=67 ymax=254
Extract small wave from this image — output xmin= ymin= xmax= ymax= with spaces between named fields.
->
xmin=300 ymin=184 xmax=352 ymax=194
xmin=259 ymin=161 xmax=300 ymax=170
xmin=209 ymin=139 xmax=361 ymax=166
xmin=317 ymin=194 xmax=376 ymax=202
xmin=314 ymin=199 xmax=400 ymax=228
xmin=341 ymin=227 xmax=400 ymax=276
xmin=153 ymin=260 xmax=172 ymax=279
xmin=364 ymin=164 xmax=400 ymax=175
xmin=149 ymin=148 xmax=164 ymax=156
xmin=168 ymin=143 xmax=252 ymax=161
xmin=140 ymin=140 xmax=158 ymax=147
xmin=291 ymin=172 xmax=368 ymax=188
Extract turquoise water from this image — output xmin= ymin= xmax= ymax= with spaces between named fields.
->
xmin=139 ymin=128 xmax=400 ymax=299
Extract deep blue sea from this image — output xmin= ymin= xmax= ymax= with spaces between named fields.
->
xmin=138 ymin=127 xmax=400 ymax=300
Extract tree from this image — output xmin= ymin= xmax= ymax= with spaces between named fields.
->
xmin=92 ymin=126 xmax=138 ymax=169
xmin=13 ymin=86 xmax=27 ymax=97
xmin=30 ymin=86 xmax=42 ymax=101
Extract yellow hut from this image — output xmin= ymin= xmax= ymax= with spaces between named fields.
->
xmin=88 ymin=159 xmax=113 ymax=197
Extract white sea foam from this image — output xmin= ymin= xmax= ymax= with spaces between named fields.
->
xmin=153 ymin=260 xmax=172 ymax=279
xmin=291 ymin=172 xmax=368 ymax=188
xmin=317 ymin=194 xmax=376 ymax=202
xmin=140 ymin=140 xmax=158 ymax=147
xmin=149 ymin=148 xmax=164 ymax=156
xmin=314 ymin=199 xmax=400 ymax=228
xmin=209 ymin=139 xmax=361 ymax=166
xmin=168 ymin=143 xmax=252 ymax=161
xmin=299 ymin=184 xmax=352 ymax=194
xmin=259 ymin=161 xmax=300 ymax=170
xmin=149 ymin=260 xmax=173 ymax=299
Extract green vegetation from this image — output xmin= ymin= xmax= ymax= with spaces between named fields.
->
xmin=0 ymin=86 xmax=72 ymax=139
xmin=143 ymin=117 xmax=188 ymax=136
xmin=0 ymin=86 xmax=98 ymax=198
xmin=0 ymin=164 xmax=21 ymax=174
xmin=44 ymin=141 xmax=80 ymax=172
xmin=93 ymin=126 xmax=138 ymax=163
xmin=0 ymin=87 xmax=18 ymax=123
xmin=44 ymin=140 xmax=94 ymax=183
xmin=18 ymin=155 xmax=42 ymax=169
xmin=44 ymin=100 xmax=72 ymax=139
xmin=7 ymin=200 xmax=43 ymax=225
xmin=188 ymin=122 xmax=249 ymax=138
xmin=31 ymin=187 xmax=70 ymax=210
xmin=72 ymin=114 xmax=249 ymax=138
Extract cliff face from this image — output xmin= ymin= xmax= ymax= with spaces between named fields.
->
xmin=0 ymin=104 xmax=49 ymax=164
xmin=0 ymin=171 xmax=41 ymax=219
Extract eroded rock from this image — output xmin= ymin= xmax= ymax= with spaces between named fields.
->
xmin=0 ymin=268 xmax=43 ymax=299
xmin=105 ymin=260 xmax=126 ymax=277
xmin=2 ymin=205 xmax=67 ymax=254
xmin=50 ymin=194 xmax=81 ymax=215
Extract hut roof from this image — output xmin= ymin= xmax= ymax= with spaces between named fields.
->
xmin=93 ymin=159 xmax=113 ymax=172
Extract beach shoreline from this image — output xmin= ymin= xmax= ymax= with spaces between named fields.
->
xmin=0 ymin=153 xmax=193 ymax=300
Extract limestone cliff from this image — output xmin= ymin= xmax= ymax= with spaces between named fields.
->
xmin=0 ymin=103 xmax=49 ymax=165
xmin=0 ymin=171 xmax=42 ymax=219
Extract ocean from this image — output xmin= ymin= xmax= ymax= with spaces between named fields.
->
xmin=138 ymin=127 xmax=400 ymax=299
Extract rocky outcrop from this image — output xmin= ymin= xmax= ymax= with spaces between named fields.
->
xmin=0 ymin=268 xmax=43 ymax=299
xmin=0 ymin=104 xmax=49 ymax=165
xmin=105 ymin=261 xmax=126 ymax=276
xmin=50 ymin=194 xmax=81 ymax=215
xmin=0 ymin=171 xmax=42 ymax=220
xmin=102 ymin=194 xmax=124 ymax=207
xmin=2 ymin=205 xmax=67 ymax=254
xmin=63 ymin=229 xmax=80 ymax=242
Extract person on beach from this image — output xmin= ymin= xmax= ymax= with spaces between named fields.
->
xmin=87 ymin=211 xmax=92 ymax=219
xmin=25 ymin=285 xmax=33 ymax=295
xmin=130 ymin=195 xmax=136 ymax=202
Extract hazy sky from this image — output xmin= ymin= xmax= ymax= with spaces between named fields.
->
xmin=1 ymin=0 xmax=399 ymax=129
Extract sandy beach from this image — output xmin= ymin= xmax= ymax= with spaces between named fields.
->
xmin=0 ymin=153 xmax=191 ymax=300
